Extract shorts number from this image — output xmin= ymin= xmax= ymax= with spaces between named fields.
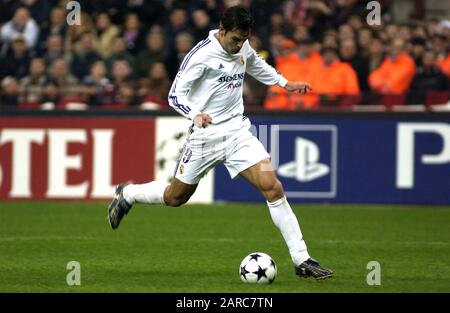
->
xmin=182 ymin=147 xmax=192 ymax=163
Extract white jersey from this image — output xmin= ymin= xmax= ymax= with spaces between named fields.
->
xmin=168 ymin=29 xmax=288 ymax=124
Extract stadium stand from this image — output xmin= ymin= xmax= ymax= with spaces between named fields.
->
xmin=0 ymin=0 xmax=449 ymax=111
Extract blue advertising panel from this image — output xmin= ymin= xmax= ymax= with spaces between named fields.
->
xmin=214 ymin=115 xmax=450 ymax=204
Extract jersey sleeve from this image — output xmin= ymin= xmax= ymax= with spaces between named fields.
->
xmin=168 ymin=57 xmax=206 ymax=120
xmin=246 ymin=46 xmax=288 ymax=87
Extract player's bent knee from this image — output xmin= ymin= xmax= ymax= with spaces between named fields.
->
xmin=165 ymin=197 xmax=184 ymax=207
xmin=164 ymin=194 xmax=190 ymax=207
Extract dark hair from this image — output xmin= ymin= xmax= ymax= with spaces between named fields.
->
xmin=220 ymin=5 xmax=253 ymax=33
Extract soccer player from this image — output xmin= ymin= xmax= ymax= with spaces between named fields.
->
xmin=108 ymin=5 xmax=333 ymax=280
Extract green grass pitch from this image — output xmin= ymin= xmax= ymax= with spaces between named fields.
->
xmin=0 ymin=201 xmax=449 ymax=292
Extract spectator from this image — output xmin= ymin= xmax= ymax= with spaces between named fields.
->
xmin=139 ymin=62 xmax=172 ymax=109
xmin=122 ymin=12 xmax=145 ymax=55
xmin=274 ymin=38 xmax=298 ymax=68
xmin=332 ymin=0 xmax=366 ymax=27
xmin=292 ymin=25 xmax=310 ymax=45
xmin=338 ymin=24 xmax=355 ymax=42
xmin=267 ymin=32 xmax=286 ymax=59
xmin=314 ymin=46 xmax=360 ymax=106
xmin=347 ymin=14 xmax=363 ymax=31
xmin=410 ymin=36 xmax=427 ymax=67
xmin=64 ymin=12 xmax=96 ymax=54
xmin=265 ymin=37 xmax=323 ymax=110
xmin=167 ymin=32 xmax=195 ymax=79
xmin=0 ymin=34 xmax=32 ymax=79
xmin=0 ymin=0 xmax=445 ymax=109
xmin=259 ymin=11 xmax=292 ymax=50
xmin=367 ymin=36 xmax=385 ymax=72
xmin=249 ymin=0 xmax=282 ymax=30
xmin=436 ymin=20 xmax=450 ymax=39
xmin=0 ymin=76 xmax=20 ymax=106
xmin=113 ymin=82 xmax=138 ymax=106
xmin=40 ymin=79 xmax=59 ymax=105
xmin=11 ymin=0 xmax=51 ymax=26
xmin=70 ymin=31 xmax=101 ymax=80
xmin=425 ymin=18 xmax=439 ymax=37
xmin=284 ymin=0 xmax=332 ymax=37
xmin=37 ymin=6 xmax=67 ymax=54
xmin=383 ymin=23 xmax=399 ymax=42
xmin=0 ymin=7 xmax=39 ymax=56
xmin=190 ymin=0 xmax=222 ymax=25
xmin=136 ymin=30 xmax=167 ymax=78
xmin=398 ymin=24 xmax=413 ymax=42
xmin=357 ymin=28 xmax=374 ymax=57
xmin=369 ymin=38 xmax=416 ymax=95
xmin=81 ymin=60 xmax=115 ymax=106
xmin=126 ymin=0 xmax=166 ymax=29
xmin=87 ymin=0 xmax=126 ymax=25
xmin=95 ymin=12 xmax=121 ymax=58
xmin=340 ymin=38 xmax=369 ymax=91
xmin=432 ymin=34 xmax=450 ymax=77
xmin=297 ymin=37 xmax=323 ymax=69
xmin=105 ymin=37 xmax=136 ymax=74
xmin=250 ymin=34 xmax=275 ymax=67
xmin=43 ymin=58 xmax=79 ymax=105
xmin=191 ymin=8 xmax=215 ymax=44
xmin=409 ymin=50 xmax=450 ymax=104
xmin=437 ymin=52 xmax=450 ymax=78
xmin=42 ymin=34 xmax=65 ymax=66
xmin=20 ymin=57 xmax=48 ymax=105
xmin=322 ymin=30 xmax=339 ymax=49
xmin=110 ymin=58 xmax=136 ymax=87
xmin=412 ymin=25 xmax=427 ymax=39
xmin=164 ymin=7 xmax=191 ymax=52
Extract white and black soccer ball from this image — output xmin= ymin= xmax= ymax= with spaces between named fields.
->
xmin=239 ymin=252 xmax=277 ymax=284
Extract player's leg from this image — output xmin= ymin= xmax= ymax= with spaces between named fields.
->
xmin=123 ymin=178 xmax=197 ymax=207
xmin=108 ymin=129 xmax=215 ymax=229
xmin=238 ymin=159 xmax=310 ymax=263
xmin=107 ymin=178 xmax=197 ymax=229
xmin=237 ymin=158 xmax=333 ymax=280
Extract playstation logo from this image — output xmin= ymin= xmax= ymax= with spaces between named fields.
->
xmin=271 ymin=124 xmax=338 ymax=198
xmin=278 ymin=137 xmax=330 ymax=182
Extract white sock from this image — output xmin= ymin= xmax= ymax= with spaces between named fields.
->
xmin=267 ymin=196 xmax=310 ymax=266
xmin=123 ymin=181 xmax=168 ymax=205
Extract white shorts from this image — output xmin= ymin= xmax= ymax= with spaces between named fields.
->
xmin=174 ymin=116 xmax=270 ymax=185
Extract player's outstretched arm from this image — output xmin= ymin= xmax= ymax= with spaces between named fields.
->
xmin=284 ymin=81 xmax=313 ymax=94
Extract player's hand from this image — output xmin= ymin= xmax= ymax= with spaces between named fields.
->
xmin=284 ymin=82 xmax=312 ymax=94
xmin=193 ymin=113 xmax=212 ymax=128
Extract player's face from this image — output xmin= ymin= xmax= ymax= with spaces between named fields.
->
xmin=219 ymin=27 xmax=250 ymax=54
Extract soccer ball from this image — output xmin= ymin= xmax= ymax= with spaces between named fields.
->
xmin=239 ymin=252 xmax=277 ymax=284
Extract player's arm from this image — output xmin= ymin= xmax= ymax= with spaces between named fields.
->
xmin=284 ymin=81 xmax=312 ymax=94
xmin=168 ymin=59 xmax=211 ymax=127
xmin=246 ymin=46 xmax=312 ymax=94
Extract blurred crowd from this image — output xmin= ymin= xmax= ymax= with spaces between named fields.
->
xmin=0 ymin=0 xmax=449 ymax=111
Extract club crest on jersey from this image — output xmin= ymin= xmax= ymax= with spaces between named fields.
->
xmin=240 ymin=55 xmax=245 ymax=65
xmin=179 ymin=164 xmax=184 ymax=174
